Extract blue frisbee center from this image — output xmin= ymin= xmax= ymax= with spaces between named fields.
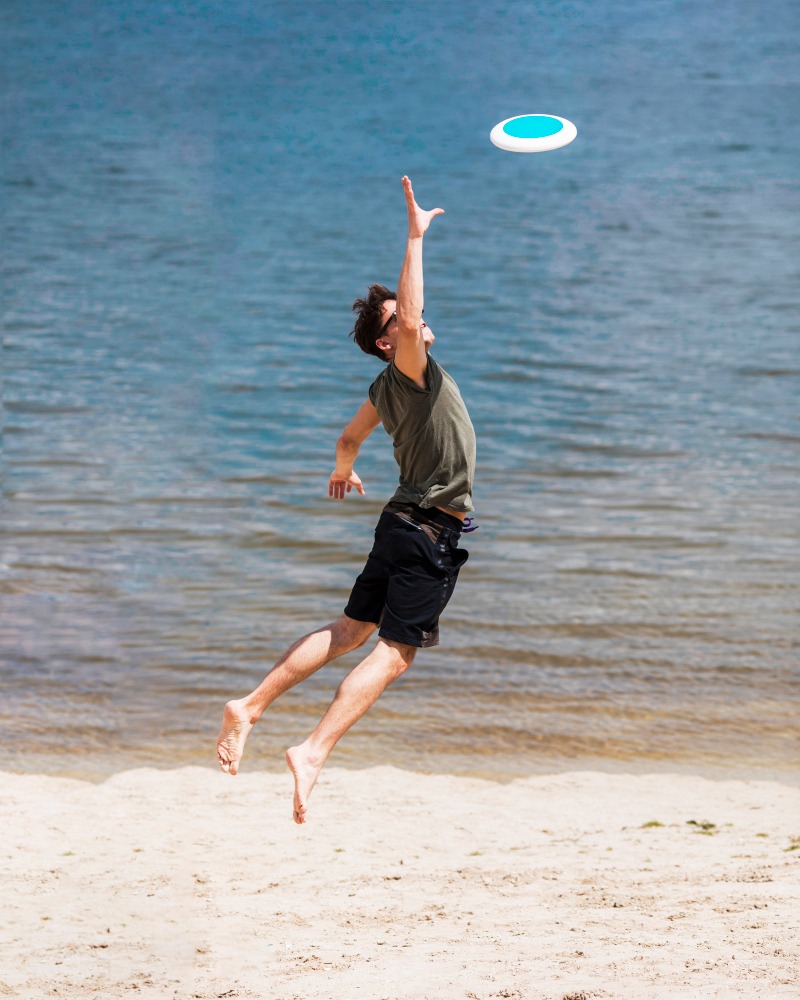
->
xmin=502 ymin=115 xmax=563 ymax=139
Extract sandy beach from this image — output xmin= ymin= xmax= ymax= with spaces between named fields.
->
xmin=1 ymin=766 xmax=798 ymax=999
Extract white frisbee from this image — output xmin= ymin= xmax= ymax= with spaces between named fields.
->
xmin=490 ymin=114 xmax=577 ymax=153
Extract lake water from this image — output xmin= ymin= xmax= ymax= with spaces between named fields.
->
xmin=2 ymin=0 xmax=798 ymax=781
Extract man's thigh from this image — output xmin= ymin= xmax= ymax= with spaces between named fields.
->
xmin=343 ymin=515 xmax=394 ymax=626
xmin=379 ymin=517 xmax=468 ymax=648
xmin=331 ymin=614 xmax=379 ymax=648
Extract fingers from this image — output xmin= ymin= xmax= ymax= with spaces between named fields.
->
xmin=402 ymin=177 xmax=444 ymax=224
xmin=328 ymin=477 xmax=364 ymax=500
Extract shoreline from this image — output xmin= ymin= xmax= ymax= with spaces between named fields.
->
xmin=2 ymin=765 xmax=798 ymax=998
xmin=5 ymin=753 xmax=799 ymax=788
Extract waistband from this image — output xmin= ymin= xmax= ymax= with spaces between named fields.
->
xmin=383 ymin=500 xmax=464 ymax=534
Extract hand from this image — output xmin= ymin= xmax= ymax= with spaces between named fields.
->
xmin=402 ymin=175 xmax=444 ymax=239
xmin=328 ymin=469 xmax=365 ymax=500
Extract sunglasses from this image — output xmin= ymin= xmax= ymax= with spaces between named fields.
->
xmin=379 ymin=309 xmax=424 ymax=338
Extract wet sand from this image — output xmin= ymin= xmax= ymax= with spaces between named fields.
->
xmin=1 ymin=766 xmax=798 ymax=999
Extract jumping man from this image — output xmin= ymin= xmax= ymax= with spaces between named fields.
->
xmin=216 ymin=176 xmax=476 ymax=823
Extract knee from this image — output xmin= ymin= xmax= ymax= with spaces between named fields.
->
xmin=383 ymin=640 xmax=416 ymax=677
xmin=395 ymin=652 xmax=414 ymax=677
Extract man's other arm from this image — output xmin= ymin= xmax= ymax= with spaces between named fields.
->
xmin=328 ymin=399 xmax=381 ymax=499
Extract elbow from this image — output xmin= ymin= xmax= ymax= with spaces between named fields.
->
xmin=396 ymin=323 xmax=422 ymax=340
xmin=395 ymin=307 xmax=421 ymax=336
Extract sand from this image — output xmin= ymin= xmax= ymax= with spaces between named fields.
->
xmin=1 ymin=765 xmax=798 ymax=999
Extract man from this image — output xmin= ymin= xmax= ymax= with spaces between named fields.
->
xmin=216 ymin=176 xmax=476 ymax=824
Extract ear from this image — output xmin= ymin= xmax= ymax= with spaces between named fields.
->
xmin=376 ymin=339 xmax=395 ymax=356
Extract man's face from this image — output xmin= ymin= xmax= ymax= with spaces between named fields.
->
xmin=376 ymin=299 xmax=435 ymax=357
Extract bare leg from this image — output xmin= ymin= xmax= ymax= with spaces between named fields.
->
xmin=285 ymin=637 xmax=416 ymax=824
xmin=216 ymin=615 xmax=377 ymax=775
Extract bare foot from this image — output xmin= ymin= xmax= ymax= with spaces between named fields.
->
xmin=285 ymin=743 xmax=324 ymax=824
xmin=216 ymin=700 xmax=254 ymax=775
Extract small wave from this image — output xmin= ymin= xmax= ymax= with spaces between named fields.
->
xmin=735 ymin=367 xmax=800 ymax=378
xmin=739 ymin=432 xmax=800 ymax=444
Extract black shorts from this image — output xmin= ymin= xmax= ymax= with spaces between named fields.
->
xmin=344 ymin=501 xmax=470 ymax=648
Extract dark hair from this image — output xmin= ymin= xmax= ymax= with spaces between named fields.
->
xmin=350 ymin=283 xmax=397 ymax=361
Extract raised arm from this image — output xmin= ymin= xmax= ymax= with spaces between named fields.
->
xmin=328 ymin=399 xmax=381 ymax=500
xmin=394 ymin=176 xmax=444 ymax=388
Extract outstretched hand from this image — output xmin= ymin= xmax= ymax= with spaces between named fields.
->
xmin=403 ymin=175 xmax=444 ymax=239
xmin=328 ymin=469 xmax=365 ymax=500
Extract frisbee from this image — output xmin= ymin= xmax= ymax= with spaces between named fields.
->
xmin=490 ymin=114 xmax=577 ymax=153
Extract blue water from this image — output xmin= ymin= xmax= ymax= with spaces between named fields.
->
xmin=2 ymin=0 xmax=799 ymax=780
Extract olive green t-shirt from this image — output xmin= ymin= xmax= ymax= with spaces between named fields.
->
xmin=368 ymin=355 xmax=476 ymax=513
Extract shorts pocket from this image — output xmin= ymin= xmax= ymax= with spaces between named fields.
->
xmin=432 ymin=533 xmax=469 ymax=576
xmin=447 ymin=534 xmax=469 ymax=570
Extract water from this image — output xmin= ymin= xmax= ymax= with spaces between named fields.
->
xmin=2 ymin=0 xmax=798 ymax=781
